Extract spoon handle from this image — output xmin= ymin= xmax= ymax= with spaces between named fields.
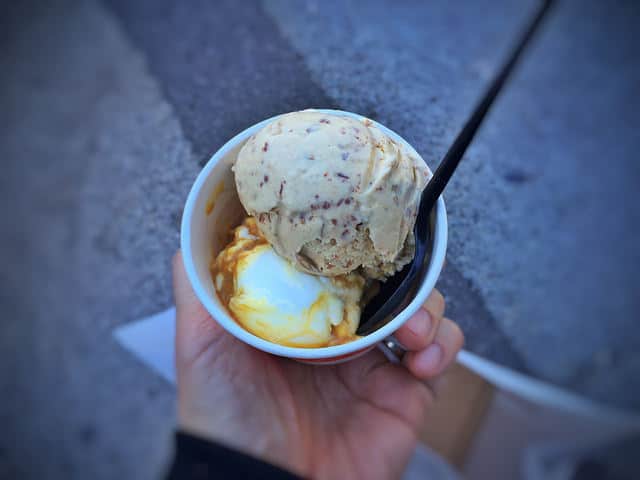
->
xmin=420 ymin=0 xmax=555 ymax=210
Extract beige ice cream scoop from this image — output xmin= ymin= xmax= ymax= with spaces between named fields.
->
xmin=233 ymin=110 xmax=429 ymax=279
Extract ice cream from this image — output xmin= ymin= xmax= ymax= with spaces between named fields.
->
xmin=233 ymin=110 xmax=429 ymax=280
xmin=212 ymin=218 xmax=365 ymax=347
xmin=211 ymin=110 xmax=430 ymax=347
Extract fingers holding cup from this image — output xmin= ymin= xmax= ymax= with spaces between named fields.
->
xmin=403 ymin=317 xmax=464 ymax=381
xmin=393 ymin=289 xmax=446 ymax=351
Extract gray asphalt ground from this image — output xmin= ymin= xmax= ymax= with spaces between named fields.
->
xmin=1 ymin=0 xmax=639 ymax=478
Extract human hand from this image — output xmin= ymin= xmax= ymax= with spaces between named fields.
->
xmin=173 ymin=251 xmax=464 ymax=479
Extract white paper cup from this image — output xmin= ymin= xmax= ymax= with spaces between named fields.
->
xmin=181 ymin=109 xmax=447 ymax=364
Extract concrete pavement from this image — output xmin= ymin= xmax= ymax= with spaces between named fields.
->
xmin=1 ymin=0 xmax=639 ymax=478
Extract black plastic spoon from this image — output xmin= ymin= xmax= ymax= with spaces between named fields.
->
xmin=357 ymin=0 xmax=554 ymax=336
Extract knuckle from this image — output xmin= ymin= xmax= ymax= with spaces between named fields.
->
xmin=444 ymin=317 xmax=465 ymax=350
xmin=432 ymin=289 xmax=445 ymax=310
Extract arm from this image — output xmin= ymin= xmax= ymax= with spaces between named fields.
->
xmin=167 ymin=431 xmax=302 ymax=480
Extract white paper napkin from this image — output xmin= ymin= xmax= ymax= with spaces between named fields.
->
xmin=114 ymin=307 xmax=177 ymax=383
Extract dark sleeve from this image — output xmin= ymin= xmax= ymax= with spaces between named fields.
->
xmin=166 ymin=431 xmax=303 ymax=480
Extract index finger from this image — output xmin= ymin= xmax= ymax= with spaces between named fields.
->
xmin=173 ymin=250 xmax=224 ymax=365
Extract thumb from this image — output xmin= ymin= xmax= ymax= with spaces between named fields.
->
xmin=173 ymin=250 xmax=224 ymax=365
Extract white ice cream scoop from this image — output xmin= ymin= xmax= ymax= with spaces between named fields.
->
xmin=213 ymin=219 xmax=364 ymax=348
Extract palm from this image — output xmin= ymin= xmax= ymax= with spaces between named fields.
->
xmin=178 ymin=331 xmax=431 ymax=479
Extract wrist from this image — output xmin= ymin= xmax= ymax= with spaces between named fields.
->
xmin=170 ymin=431 xmax=302 ymax=479
xmin=178 ymin=400 xmax=305 ymax=476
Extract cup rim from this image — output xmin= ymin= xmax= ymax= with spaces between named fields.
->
xmin=181 ymin=109 xmax=448 ymax=359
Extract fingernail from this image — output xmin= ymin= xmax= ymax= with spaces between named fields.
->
xmin=408 ymin=308 xmax=432 ymax=337
xmin=417 ymin=343 xmax=443 ymax=373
